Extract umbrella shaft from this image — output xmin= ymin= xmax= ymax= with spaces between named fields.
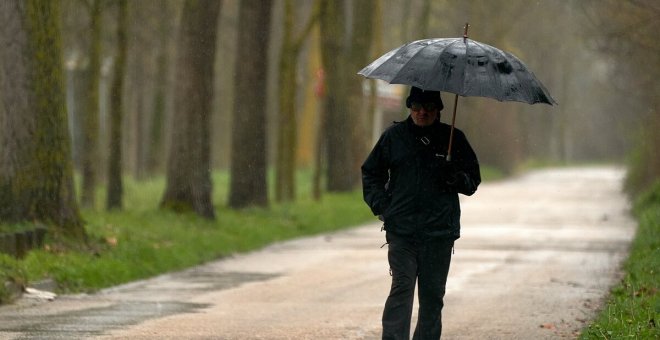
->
xmin=446 ymin=94 xmax=459 ymax=161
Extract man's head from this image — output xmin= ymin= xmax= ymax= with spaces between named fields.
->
xmin=406 ymin=86 xmax=443 ymax=127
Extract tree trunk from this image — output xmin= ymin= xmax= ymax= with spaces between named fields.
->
xmin=106 ymin=0 xmax=128 ymax=210
xmin=367 ymin=0 xmax=383 ymax=146
xmin=80 ymin=0 xmax=102 ymax=208
xmin=133 ymin=83 xmax=147 ymax=179
xmin=147 ymin=2 xmax=174 ymax=175
xmin=275 ymin=0 xmax=297 ymax=203
xmin=319 ymin=0 xmax=354 ymax=192
xmin=0 ymin=0 xmax=85 ymax=239
xmin=346 ymin=0 xmax=375 ymax=188
xmin=160 ymin=0 xmax=220 ymax=219
xmin=275 ymin=0 xmax=318 ymax=202
xmin=228 ymin=0 xmax=273 ymax=209
xmin=312 ymin=94 xmax=326 ymax=200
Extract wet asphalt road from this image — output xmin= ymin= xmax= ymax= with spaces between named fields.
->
xmin=0 ymin=167 xmax=635 ymax=339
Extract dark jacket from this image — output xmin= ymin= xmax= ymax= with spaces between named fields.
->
xmin=361 ymin=116 xmax=480 ymax=239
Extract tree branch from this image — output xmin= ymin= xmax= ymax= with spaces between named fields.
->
xmin=292 ymin=0 xmax=320 ymax=53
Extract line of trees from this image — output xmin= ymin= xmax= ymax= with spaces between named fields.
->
xmin=1 ymin=0 xmax=656 ymax=240
xmin=0 ymin=0 xmax=379 ymax=239
xmin=581 ymin=0 xmax=660 ymax=194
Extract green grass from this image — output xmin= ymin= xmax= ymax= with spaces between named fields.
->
xmin=0 ymin=167 xmax=505 ymax=302
xmin=479 ymin=165 xmax=506 ymax=182
xmin=580 ymin=182 xmax=660 ymax=339
xmin=0 ymin=222 xmax=40 ymax=234
xmin=0 ymin=170 xmax=375 ymax=299
xmin=0 ymin=255 xmax=26 ymax=302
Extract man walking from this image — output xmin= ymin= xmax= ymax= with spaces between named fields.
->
xmin=362 ymin=86 xmax=481 ymax=339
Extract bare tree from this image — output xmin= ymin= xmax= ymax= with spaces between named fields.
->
xmin=80 ymin=0 xmax=103 ymax=208
xmin=125 ymin=0 xmax=158 ymax=181
xmin=319 ymin=0 xmax=354 ymax=192
xmin=147 ymin=1 xmax=176 ymax=175
xmin=0 ymin=0 xmax=85 ymax=239
xmin=346 ymin=0 xmax=376 ymax=187
xmin=160 ymin=0 xmax=221 ymax=218
xmin=275 ymin=0 xmax=319 ymax=202
xmin=228 ymin=0 xmax=274 ymax=208
xmin=106 ymin=0 xmax=129 ymax=210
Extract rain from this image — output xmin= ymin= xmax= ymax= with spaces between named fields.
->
xmin=0 ymin=1 xmax=658 ymax=339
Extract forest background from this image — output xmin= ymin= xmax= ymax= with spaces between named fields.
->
xmin=0 ymin=0 xmax=657 ymax=296
xmin=55 ymin=0 xmax=657 ymax=221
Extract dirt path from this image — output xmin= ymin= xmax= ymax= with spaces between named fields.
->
xmin=0 ymin=167 xmax=635 ymax=339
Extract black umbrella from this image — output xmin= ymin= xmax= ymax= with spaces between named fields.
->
xmin=358 ymin=24 xmax=556 ymax=160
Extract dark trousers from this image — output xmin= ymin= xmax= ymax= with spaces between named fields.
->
xmin=382 ymin=232 xmax=454 ymax=340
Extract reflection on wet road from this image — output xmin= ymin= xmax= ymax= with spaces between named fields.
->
xmin=0 ymin=271 xmax=276 ymax=339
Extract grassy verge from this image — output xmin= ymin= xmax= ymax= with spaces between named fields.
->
xmin=580 ymin=182 xmax=660 ymax=339
xmin=0 ymin=167 xmax=503 ymax=303
xmin=0 ymin=171 xmax=375 ymax=301
xmin=10 ymin=197 xmax=373 ymax=298
xmin=0 ymin=256 xmax=26 ymax=302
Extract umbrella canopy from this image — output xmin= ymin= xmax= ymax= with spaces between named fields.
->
xmin=358 ymin=38 xmax=556 ymax=106
xmin=358 ymin=24 xmax=556 ymax=160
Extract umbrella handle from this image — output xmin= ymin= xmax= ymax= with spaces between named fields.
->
xmin=446 ymin=93 xmax=459 ymax=162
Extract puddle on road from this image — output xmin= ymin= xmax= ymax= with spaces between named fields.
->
xmin=1 ymin=301 xmax=209 ymax=339
xmin=0 ymin=271 xmax=278 ymax=339
xmin=179 ymin=270 xmax=278 ymax=292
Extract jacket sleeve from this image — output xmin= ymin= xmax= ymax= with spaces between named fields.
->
xmin=451 ymin=130 xmax=481 ymax=196
xmin=361 ymin=133 xmax=391 ymax=216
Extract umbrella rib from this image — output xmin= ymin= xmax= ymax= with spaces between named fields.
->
xmin=502 ymin=49 xmax=532 ymax=102
xmin=476 ymin=40 xmax=531 ymax=103
xmin=387 ymin=40 xmax=433 ymax=86
xmin=473 ymin=40 xmax=555 ymax=104
xmin=434 ymin=38 xmax=465 ymax=93
xmin=505 ymin=49 xmax=543 ymax=103
xmin=471 ymin=40 xmax=506 ymax=100
xmin=389 ymin=39 xmax=459 ymax=87
xmin=358 ymin=39 xmax=430 ymax=80
xmin=460 ymin=38 xmax=472 ymax=96
xmin=362 ymin=49 xmax=403 ymax=81
xmin=357 ymin=48 xmax=399 ymax=79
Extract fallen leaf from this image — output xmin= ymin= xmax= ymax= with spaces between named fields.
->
xmin=106 ymin=236 xmax=118 ymax=247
